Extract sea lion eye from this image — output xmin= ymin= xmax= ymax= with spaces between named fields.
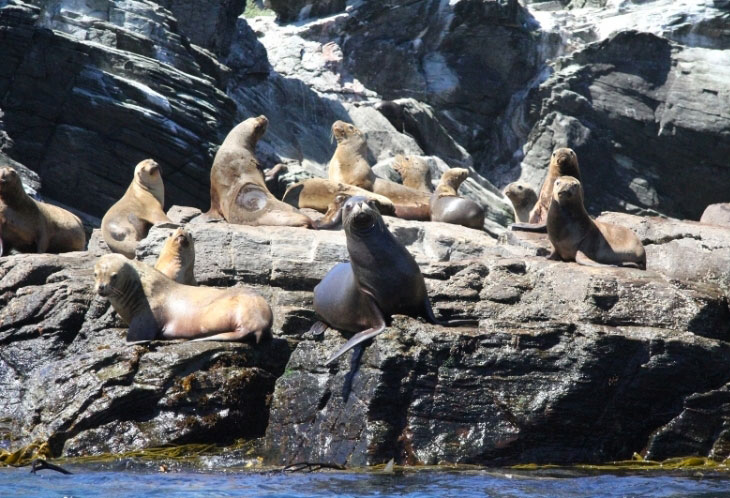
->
xmin=110 ymin=273 xmax=117 ymax=282
xmin=518 ymin=185 xmax=523 ymax=190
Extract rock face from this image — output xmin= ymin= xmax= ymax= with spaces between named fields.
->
xmin=268 ymin=0 xmax=345 ymax=23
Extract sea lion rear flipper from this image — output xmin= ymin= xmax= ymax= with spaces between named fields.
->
xmin=422 ymin=296 xmax=478 ymax=327
xmin=281 ymin=182 xmax=304 ymax=208
xmin=308 ymin=321 xmax=329 ymax=336
xmin=324 ymin=323 xmax=386 ymax=366
xmin=510 ymin=222 xmax=547 ymax=233
xmin=575 ymin=250 xmax=614 ymax=268
xmin=127 ymin=314 xmax=160 ymax=342
xmin=124 ymin=214 xmax=151 ymax=239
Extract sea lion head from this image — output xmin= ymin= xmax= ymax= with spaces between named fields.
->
xmin=436 ymin=168 xmax=469 ymax=196
xmin=94 ymin=253 xmax=136 ymax=298
xmin=331 ymin=121 xmax=364 ymax=145
xmin=551 ymin=148 xmax=579 ymax=175
xmin=342 ymin=195 xmax=383 ymax=234
xmin=553 ymin=176 xmax=584 ymax=205
xmin=503 ymin=181 xmax=537 ymax=208
xmin=393 ymin=154 xmax=431 ymax=182
xmin=246 ymin=115 xmax=269 ymax=145
xmin=134 ymin=159 xmax=163 ymax=187
xmin=165 ymin=227 xmax=194 ymax=256
xmin=0 ymin=167 xmax=23 ymax=196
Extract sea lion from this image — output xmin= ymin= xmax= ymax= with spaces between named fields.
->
xmin=430 ymin=168 xmax=485 ymax=229
xmin=328 ymin=120 xmax=375 ymax=191
xmin=154 ymin=227 xmax=196 ymax=285
xmin=313 ymin=196 xmax=478 ymax=365
xmin=393 ymin=155 xmax=433 ymax=193
xmin=512 ymin=147 xmax=581 ymax=232
xmin=94 ymin=254 xmax=272 ymax=342
xmin=101 ymin=159 xmax=170 ymax=259
xmin=282 ymin=178 xmax=395 ymax=215
xmin=0 ymin=166 xmax=85 ymax=256
xmin=313 ymin=193 xmax=351 ymax=230
xmin=503 ymin=181 xmax=538 ymax=223
xmin=547 ymin=176 xmax=646 ymax=269
xmin=699 ymin=203 xmax=730 ymax=228
xmin=208 ymin=116 xmax=312 ymax=228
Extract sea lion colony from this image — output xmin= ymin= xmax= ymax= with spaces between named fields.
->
xmin=1 ymin=115 xmax=721 ymax=363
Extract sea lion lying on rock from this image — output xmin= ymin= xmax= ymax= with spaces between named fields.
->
xmin=312 ymin=196 xmax=478 ymax=365
xmin=154 ymin=227 xmax=196 ymax=285
xmin=393 ymin=154 xmax=433 ymax=193
xmin=101 ymin=159 xmax=170 ymax=259
xmin=0 ymin=166 xmax=85 ymax=256
xmin=503 ymin=181 xmax=537 ymax=223
xmin=512 ymin=147 xmax=581 ymax=232
xmin=208 ymin=115 xmax=312 ymax=228
xmin=430 ymin=168 xmax=485 ymax=230
xmin=282 ymin=178 xmax=395 ymax=217
xmin=94 ymin=254 xmax=272 ymax=342
xmin=547 ymin=176 xmax=646 ymax=269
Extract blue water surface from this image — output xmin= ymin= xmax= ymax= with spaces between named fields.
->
xmin=3 ymin=467 xmax=730 ymax=497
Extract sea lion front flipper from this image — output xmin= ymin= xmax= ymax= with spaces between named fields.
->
xmin=421 ymin=296 xmax=478 ymax=327
xmin=127 ymin=313 xmax=160 ymax=342
xmin=125 ymin=214 xmax=152 ymax=239
xmin=510 ymin=222 xmax=547 ymax=233
xmin=325 ymin=298 xmax=386 ymax=366
xmin=575 ymin=250 xmax=614 ymax=268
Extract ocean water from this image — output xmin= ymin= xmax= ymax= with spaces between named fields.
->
xmin=2 ymin=467 xmax=730 ymax=498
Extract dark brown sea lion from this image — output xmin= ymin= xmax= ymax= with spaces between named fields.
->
xmin=393 ymin=154 xmax=433 ymax=193
xmin=94 ymin=254 xmax=272 ymax=342
xmin=101 ymin=159 xmax=170 ymax=259
xmin=503 ymin=181 xmax=538 ymax=223
xmin=699 ymin=203 xmax=730 ymax=228
xmin=154 ymin=227 xmax=196 ymax=285
xmin=512 ymin=147 xmax=581 ymax=232
xmin=313 ymin=196 xmax=478 ymax=365
xmin=430 ymin=168 xmax=484 ymax=229
xmin=208 ymin=116 xmax=312 ymax=227
xmin=547 ymin=176 xmax=646 ymax=269
xmin=0 ymin=166 xmax=85 ymax=256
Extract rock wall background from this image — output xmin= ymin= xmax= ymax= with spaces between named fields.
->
xmin=1 ymin=0 xmax=729 ymax=467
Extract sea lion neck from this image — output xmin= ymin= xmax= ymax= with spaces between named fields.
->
xmin=0 ymin=177 xmax=32 ymax=207
xmin=132 ymin=175 xmax=165 ymax=206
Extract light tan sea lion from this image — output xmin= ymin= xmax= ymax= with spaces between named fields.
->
xmin=207 ymin=115 xmax=312 ymax=228
xmin=503 ymin=181 xmax=538 ymax=223
xmin=393 ymin=155 xmax=433 ymax=193
xmin=328 ymin=120 xmax=375 ymax=190
xmin=154 ymin=227 xmax=196 ymax=285
xmin=313 ymin=193 xmax=351 ymax=230
xmin=512 ymin=148 xmax=581 ymax=232
xmin=429 ymin=168 xmax=484 ymax=229
xmin=282 ymin=178 xmax=395 ymax=215
xmin=699 ymin=203 xmax=730 ymax=228
xmin=547 ymin=176 xmax=646 ymax=269
xmin=101 ymin=159 xmax=170 ymax=259
xmin=94 ymin=254 xmax=272 ymax=342
xmin=0 ymin=166 xmax=85 ymax=256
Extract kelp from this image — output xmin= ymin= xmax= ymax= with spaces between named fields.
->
xmin=0 ymin=441 xmax=51 ymax=467
xmin=513 ymin=453 xmax=730 ymax=472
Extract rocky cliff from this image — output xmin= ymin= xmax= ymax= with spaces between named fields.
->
xmin=1 ymin=0 xmax=729 ymax=468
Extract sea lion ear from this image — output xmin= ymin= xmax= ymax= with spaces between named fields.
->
xmin=367 ymin=199 xmax=381 ymax=213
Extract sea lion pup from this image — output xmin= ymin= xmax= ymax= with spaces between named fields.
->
xmin=313 ymin=193 xmax=351 ymax=230
xmin=101 ymin=159 xmax=170 ymax=259
xmin=0 ymin=166 xmax=85 ymax=256
xmin=547 ymin=176 xmax=646 ymax=269
xmin=393 ymin=155 xmax=433 ymax=193
xmin=430 ymin=168 xmax=485 ymax=229
xmin=208 ymin=116 xmax=312 ymax=227
xmin=154 ymin=227 xmax=196 ymax=285
xmin=313 ymin=196 xmax=478 ymax=365
xmin=503 ymin=181 xmax=538 ymax=223
xmin=94 ymin=254 xmax=272 ymax=342
xmin=282 ymin=177 xmax=395 ymax=215
xmin=699 ymin=203 xmax=730 ymax=228
xmin=512 ymin=147 xmax=581 ymax=232
xmin=328 ymin=120 xmax=375 ymax=190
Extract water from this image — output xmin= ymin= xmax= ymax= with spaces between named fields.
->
xmin=2 ymin=467 xmax=730 ymax=497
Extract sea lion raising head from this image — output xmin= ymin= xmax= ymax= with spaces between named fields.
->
xmin=328 ymin=120 xmax=375 ymax=191
xmin=95 ymin=254 xmax=273 ymax=342
xmin=101 ymin=159 xmax=170 ymax=259
xmin=154 ymin=227 xmax=196 ymax=285
xmin=430 ymin=168 xmax=485 ymax=229
xmin=547 ymin=176 xmax=646 ymax=269
xmin=503 ymin=181 xmax=538 ymax=223
xmin=393 ymin=155 xmax=433 ymax=193
xmin=512 ymin=147 xmax=580 ymax=232
xmin=313 ymin=196 xmax=478 ymax=365
xmin=0 ymin=166 xmax=86 ymax=256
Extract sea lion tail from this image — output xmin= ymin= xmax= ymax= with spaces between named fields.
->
xmin=510 ymin=222 xmax=547 ymax=233
xmin=324 ymin=324 xmax=385 ymax=366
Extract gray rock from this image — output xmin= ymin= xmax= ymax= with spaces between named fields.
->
xmin=159 ymin=0 xmax=246 ymax=56
xmin=268 ymin=0 xmax=345 ymax=23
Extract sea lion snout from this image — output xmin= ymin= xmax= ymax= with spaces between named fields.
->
xmin=553 ymin=147 xmax=577 ymax=168
xmin=0 ymin=167 xmax=17 ymax=185
xmin=343 ymin=196 xmax=379 ymax=230
xmin=553 ymin=176 xmax=581 ymax=202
